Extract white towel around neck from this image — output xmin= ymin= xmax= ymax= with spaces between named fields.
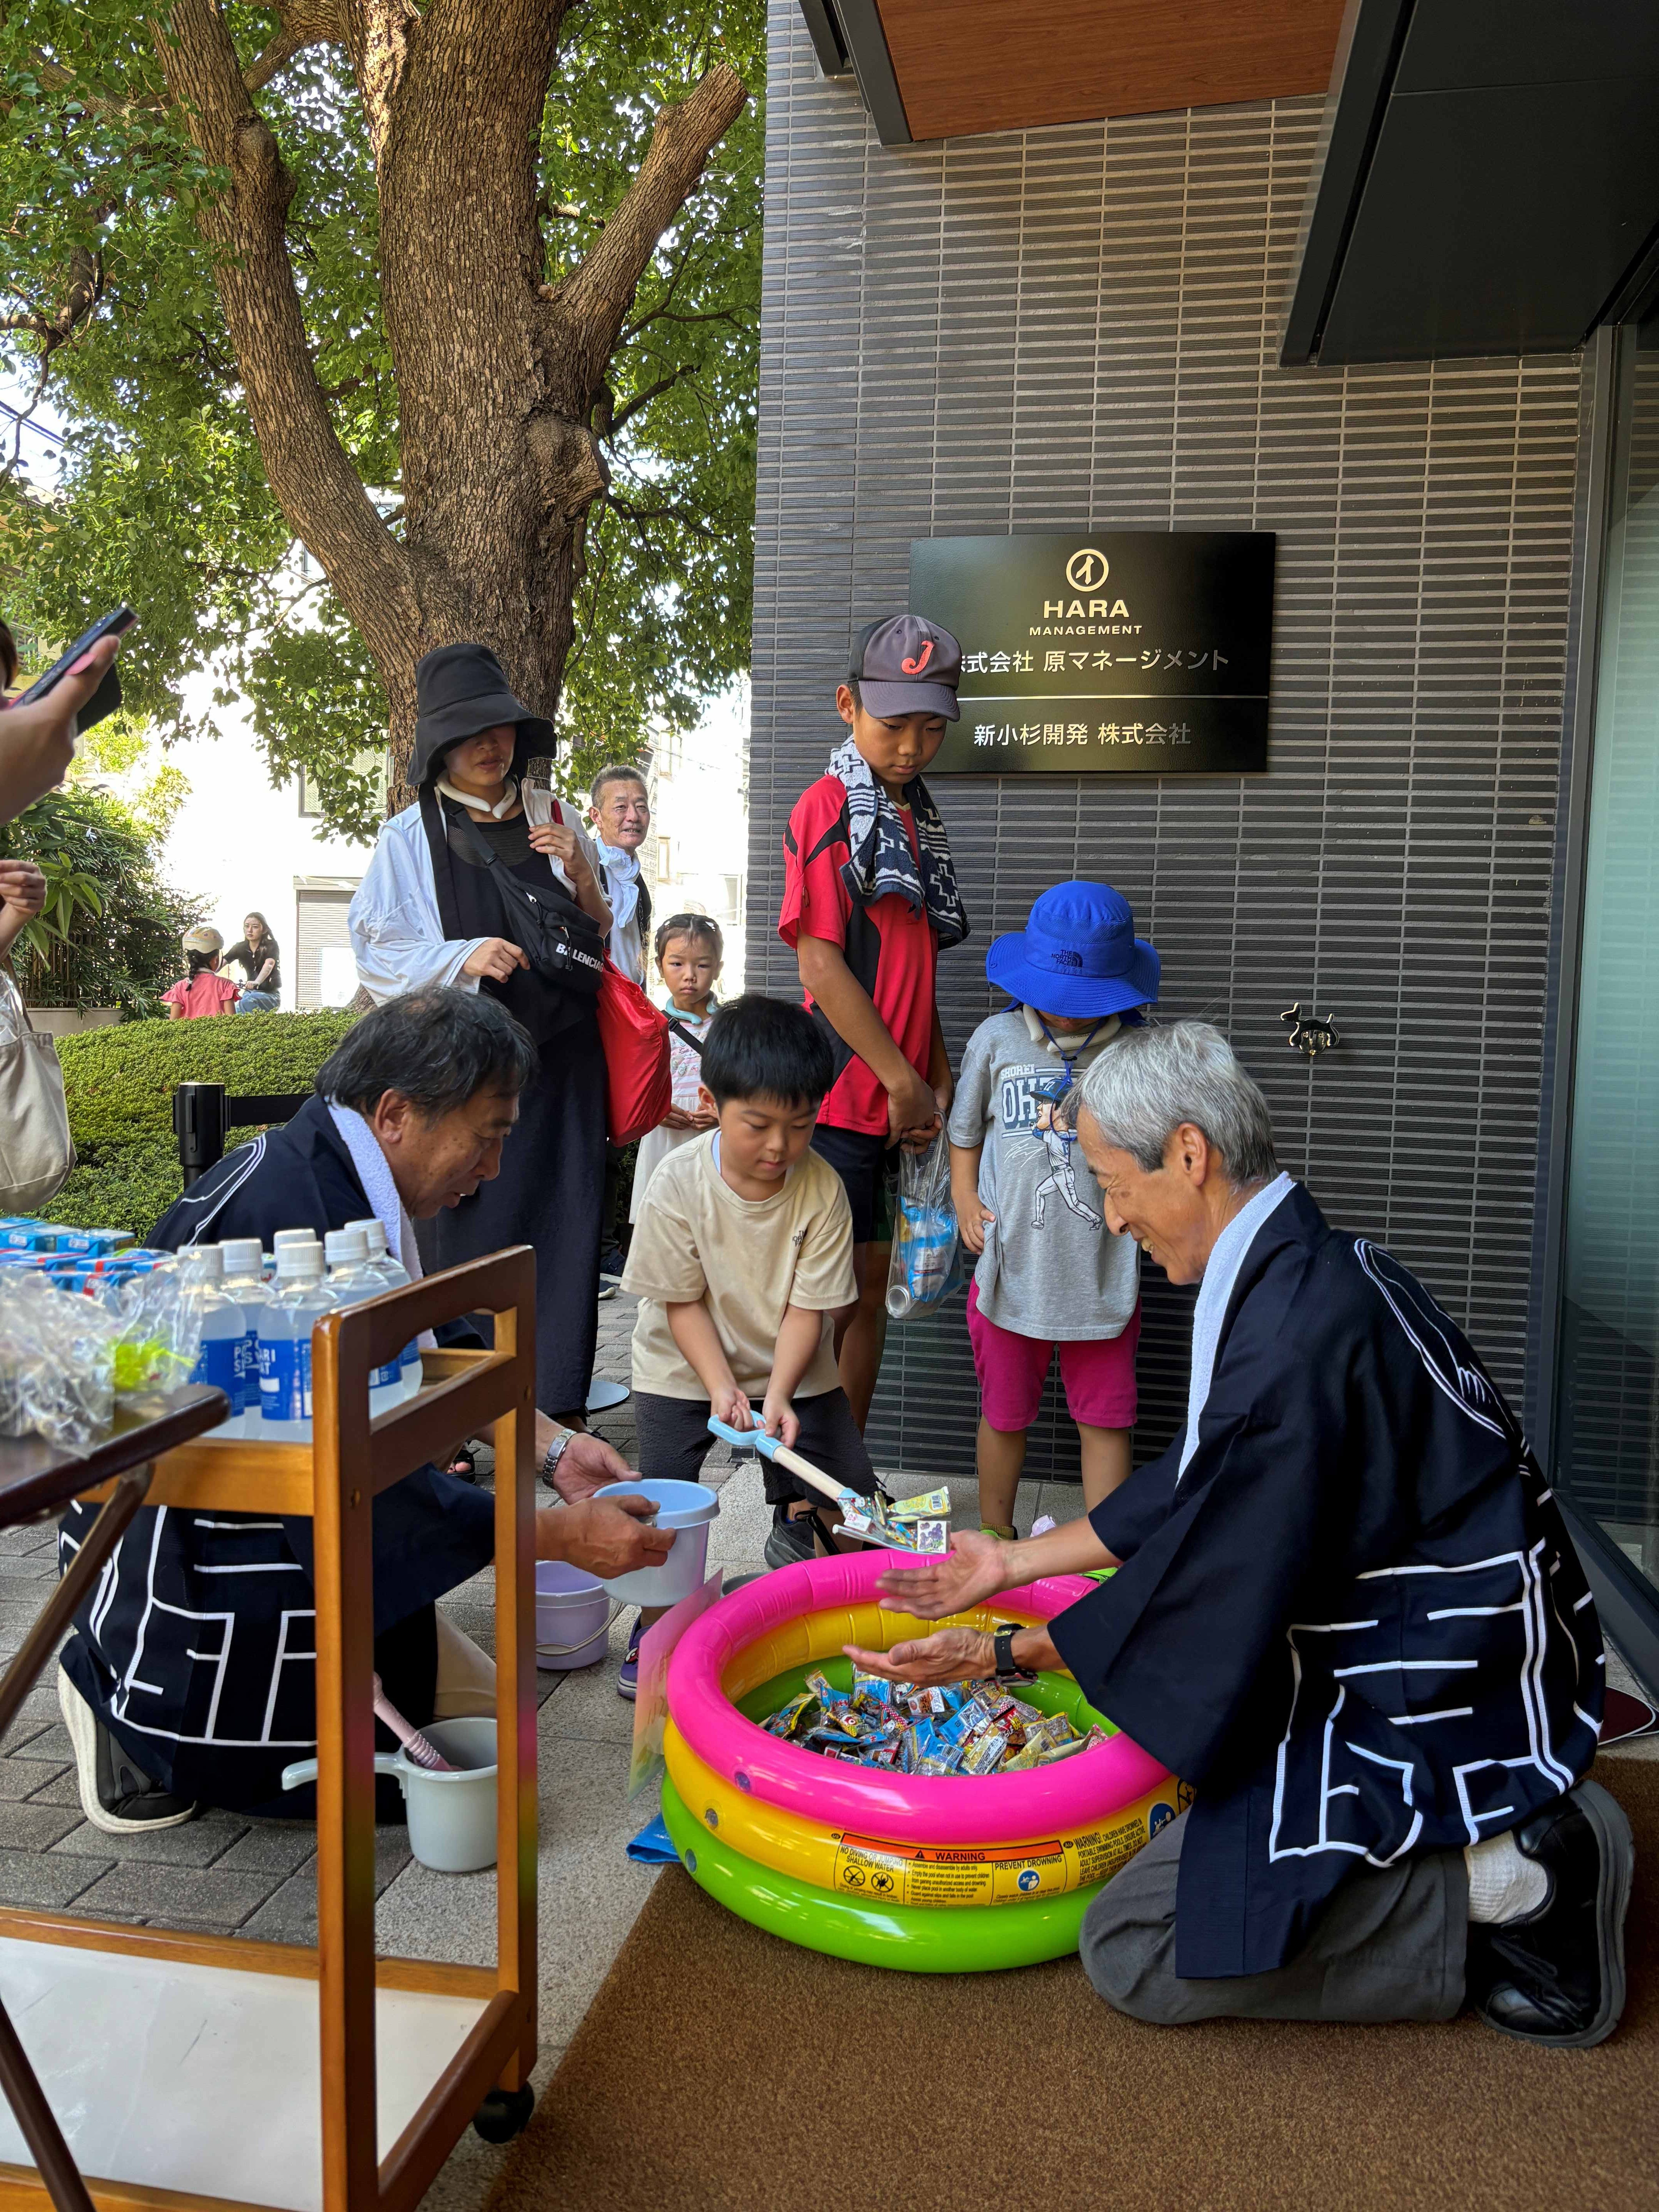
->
xmin=326 ymin=1099 xmax=436 ymax=1349
xmin=1178 ymin=1171 xmax=1296 ymax=1480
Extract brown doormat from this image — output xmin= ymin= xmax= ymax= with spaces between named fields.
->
xmin=488 ymin=1760 xmax=1659 ymax=2212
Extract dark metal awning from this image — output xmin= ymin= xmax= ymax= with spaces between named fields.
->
xmin=1281 ymin=0 xmax=1659 ymax=366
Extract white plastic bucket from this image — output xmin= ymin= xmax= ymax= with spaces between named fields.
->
xmin=591 ymin=1477 xmax=719 ymax=1607
xmin=280 ymin=1715 xmax=498 ymax=1874
xmin=536 ymin=1560 xmax=611 ymax=1668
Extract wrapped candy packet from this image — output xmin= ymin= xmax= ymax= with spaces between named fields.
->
xmin=759 ymin=1672 xmax=1105 ymax=1780
xmin=888 ymin=1487 xmax=950 ymax=1521
xmin=764 ymin=1690 xmax=819 ymax=1739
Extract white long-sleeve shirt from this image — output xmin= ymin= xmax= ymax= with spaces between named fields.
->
xmin=348 ymin=796 xmax=603 ymax=1004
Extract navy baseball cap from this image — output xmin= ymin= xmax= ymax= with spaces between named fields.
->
xmin=850 ymin=615 xmax=962 ymax=723
xmin=985 ymin=882 xmax=1160 ymax=1020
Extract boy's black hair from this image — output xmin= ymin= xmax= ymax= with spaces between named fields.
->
xmin=701 ymin=993 xmax=833 ymax=1108
xmin=653 ymin=911 xmax=724 ymax=966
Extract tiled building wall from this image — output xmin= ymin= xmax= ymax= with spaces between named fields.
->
xmin=747 ymin=4 xmax=1584 ymax=1479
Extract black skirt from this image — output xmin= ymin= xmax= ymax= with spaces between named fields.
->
xmin=433 ymin=1011 xmax=605 ymax=1413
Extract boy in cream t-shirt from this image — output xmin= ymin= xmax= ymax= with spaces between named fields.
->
xmin=620 ymin=994 xmax=883 ymax=1690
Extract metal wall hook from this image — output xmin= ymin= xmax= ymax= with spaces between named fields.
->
xmin=1281 ymin=1001 xmax=1339 ymax=1057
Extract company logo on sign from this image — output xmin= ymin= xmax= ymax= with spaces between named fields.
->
xmin=1066 ymin=547 xmax=1109 ymax=591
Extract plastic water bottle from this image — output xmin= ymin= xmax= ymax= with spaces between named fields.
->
xmin=258 ymin=1241 xmax=329 ymax=1441
xmin=218 ymin=1238 xmax=274 ymax=1434
xmin=324 ymin=1227 xmax=404 ymax=1420
xmin=179 ymin=1246 xmax=245 ymax=1437
xmin=345 ymin=1216 xmax=422 ymax=1402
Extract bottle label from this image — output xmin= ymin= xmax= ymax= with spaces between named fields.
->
xmin=400 ymin=1339 xmax=420 ymax=1369
xmin=234 ymin=1329 xmax=261 ymax=1413
xmin=370 ymin=1357 xmax=403 ymax=1390
xmin=191 ymin=1336 xmax=240 ymax=1401
xmin=260 ymin=1337 xmax=313 ymax=1422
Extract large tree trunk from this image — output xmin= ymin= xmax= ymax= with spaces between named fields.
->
xmin=150 ymin=0 xmax=747 ymax=804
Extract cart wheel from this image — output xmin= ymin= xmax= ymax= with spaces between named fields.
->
xmin=473 ymin=2085 xmax=536 ymax=2143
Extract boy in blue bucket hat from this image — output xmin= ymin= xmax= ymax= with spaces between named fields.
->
xmin=946 ymin=882 xmax=1159 ymax=1538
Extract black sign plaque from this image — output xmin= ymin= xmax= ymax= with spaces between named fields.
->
xmin=909 ymin=531 xmax=1275 ymax=775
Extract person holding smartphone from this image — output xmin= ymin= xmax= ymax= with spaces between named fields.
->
xmin=0 ymin=615 xmax=127 ymax=826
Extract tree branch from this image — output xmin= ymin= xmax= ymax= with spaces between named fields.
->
xmin=337 ymin=0 xmax=420 ymax=168
xmin=148 ymin=0 xmax=418 ymax=674
xmin=604 ymin=491 xmax=718 ymax=543
xmin=243 ymin=0 xmax=348 ymax=94
xmin=608 ymin=364 xmax=695 ymax=436
xmin=544 ymin=64 xmax=748 ymax=413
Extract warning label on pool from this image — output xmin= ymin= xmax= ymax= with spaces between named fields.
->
xmin=833 ymin=1827 xmax=1125 ymax=1907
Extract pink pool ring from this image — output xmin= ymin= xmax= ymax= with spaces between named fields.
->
xmin=665 ymin=1548 xmax=1170 ymax=1846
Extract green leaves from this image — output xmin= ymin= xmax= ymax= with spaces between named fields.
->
xmin=0 ymin=784 xmax=202 ymax=1013
xmin=0 ymin=3 xmax=761 ymax=835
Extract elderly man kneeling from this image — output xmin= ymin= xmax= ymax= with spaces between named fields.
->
xmin=852 ymin=1022 xmax=1629 ymax=2048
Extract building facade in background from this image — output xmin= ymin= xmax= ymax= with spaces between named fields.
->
xmin=747 ymin=1 xmax=1659 ymax=1683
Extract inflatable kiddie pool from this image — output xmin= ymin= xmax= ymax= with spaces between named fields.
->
xmin=661 ymin=1549 xmax=1180 ymax=1972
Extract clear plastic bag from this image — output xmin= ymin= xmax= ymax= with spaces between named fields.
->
xmin=0 ymin=1271 xmax=121 ymax=1452
xmin=885 ymin=1133 xmax=962 ymax=1320
xmin=96 ymin=1262 xmax=202 ymax=1413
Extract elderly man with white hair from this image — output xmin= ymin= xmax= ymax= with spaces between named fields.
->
xmin=851 ymin=1021 xmax=1630 ymax=2047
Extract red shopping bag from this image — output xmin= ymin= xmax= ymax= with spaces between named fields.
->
xmin=596 ymin=958 xmax=672 ymax=1144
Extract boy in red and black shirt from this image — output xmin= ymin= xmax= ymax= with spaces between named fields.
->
xmin=779 ymin=614 xmax=970 ymax=1425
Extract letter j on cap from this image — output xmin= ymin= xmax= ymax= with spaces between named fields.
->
xmin=902 ymin=641 xmax=934 ymax=675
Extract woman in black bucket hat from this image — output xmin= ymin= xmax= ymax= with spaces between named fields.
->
xmin=349 ymin=643 xmax=614 ymax=1422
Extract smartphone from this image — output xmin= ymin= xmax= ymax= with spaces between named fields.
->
xmin=14 ymin=606 xmax=137 ymax=708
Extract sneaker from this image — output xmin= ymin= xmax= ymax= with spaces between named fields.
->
xmin=597 ymin=1281 xmax=617 ymax=1302
xmin=617 ymin=1615 xmax=643 ymax=1701
xmin=763 ymin=1503 xmax=831 ymax=1571
xmin=1466 ymin=1778 xmax=1633 ymax=2047
xmin=58 ymin=1667 xmax=198 ymax=1834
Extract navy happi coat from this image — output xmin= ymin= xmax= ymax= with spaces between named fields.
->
xmin=58 ymin=1097 xmax=494 ymax=1808
xmin=1049 ymin=1184 xmax=1602 ymax=1978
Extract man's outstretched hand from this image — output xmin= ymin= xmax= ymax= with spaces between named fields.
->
xmin=844 ymin=1628 xmax=994 ymax=1688
xmin=875 ymin=1530 xmax=1012 ymax=1620
xmin=536 ymin=1495 xmax=673 ymax=1580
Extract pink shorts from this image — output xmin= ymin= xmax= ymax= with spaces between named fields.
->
xmin=966 ymin=1279 xmax=1140 ymax=1433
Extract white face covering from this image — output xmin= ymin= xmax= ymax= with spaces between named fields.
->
xmin=436 ymin=774 xmax=518 ymax=820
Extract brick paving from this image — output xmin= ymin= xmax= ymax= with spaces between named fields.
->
xmin=0 ymin=1285 xmax=649 ymax=1944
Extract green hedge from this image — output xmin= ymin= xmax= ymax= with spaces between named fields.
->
xmin=39 ymin=1010 xmax=359 ymax=1237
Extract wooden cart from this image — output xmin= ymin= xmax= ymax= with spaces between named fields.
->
xmin=0 ymin=1248 xmax=539 ymax=2212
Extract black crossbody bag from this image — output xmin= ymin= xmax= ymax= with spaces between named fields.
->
xmin=421 ymin=788 xmax=606 ymax=997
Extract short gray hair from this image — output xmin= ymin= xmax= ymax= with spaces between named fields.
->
xmin=1076 ymin=1021 xmax=1279 ymax=1186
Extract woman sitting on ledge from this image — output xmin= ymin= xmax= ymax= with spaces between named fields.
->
xmin=853 ymin=1021 xmax=1630 ymax=2050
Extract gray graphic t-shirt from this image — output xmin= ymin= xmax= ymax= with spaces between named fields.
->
xmin=946 ymin=1008 xmax=1140 ymax=1342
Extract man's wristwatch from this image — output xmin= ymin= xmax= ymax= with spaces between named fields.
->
xmin=992 ymin=1623 xmax=1031 ymax=1683
xmin=540 ymin=1431 xmax=572 ymax=1484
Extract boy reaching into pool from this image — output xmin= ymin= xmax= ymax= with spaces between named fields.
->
xmin=619 ymin=994 xmax=883 ymax=1696
xmin=947 ymin=882 xmax=1159 ymax=1540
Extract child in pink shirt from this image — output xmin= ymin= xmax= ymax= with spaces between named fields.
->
xmin=162 ymin=927 xmax=241 ymax=1019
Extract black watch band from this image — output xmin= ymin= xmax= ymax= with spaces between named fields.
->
xmin=992 ymin=1623 xmax=1027 ymax=1683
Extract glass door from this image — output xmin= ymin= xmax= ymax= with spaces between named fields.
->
xmin=1554 ymin=308 xmax=1659 ymax=1584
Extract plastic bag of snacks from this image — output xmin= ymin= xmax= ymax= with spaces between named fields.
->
xmin=884 ymin=1134 xmax=962 ymax=1320
xmin=0 ymin=1270 xmax=122 ymax=1451
xmin=97 ymin=1263 xmax=202 ymax=1413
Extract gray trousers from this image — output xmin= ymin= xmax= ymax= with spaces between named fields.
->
xmin=1081 ymin=1810 xmax=1468 ymax=2025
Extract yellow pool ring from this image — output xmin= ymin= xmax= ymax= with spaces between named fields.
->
xmin=666 ymin=1721 xmax=1178 ymax=1908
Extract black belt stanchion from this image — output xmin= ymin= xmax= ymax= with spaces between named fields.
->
xmin=172 ymin=1085 xmax=309 ymax=1188
xmin=172 ymin=1080 xmax=226 ymax=1189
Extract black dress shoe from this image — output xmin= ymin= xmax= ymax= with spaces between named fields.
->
xmin=1466 ymin=1778 xmax=1633 ymax=2047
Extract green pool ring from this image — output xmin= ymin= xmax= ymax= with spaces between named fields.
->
xmin=660 ymin=1776 xmax=1102 ymax=1974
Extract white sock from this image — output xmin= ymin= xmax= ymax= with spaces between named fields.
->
xmin=1464 ymin=1831 xmax=1550 ymax=1924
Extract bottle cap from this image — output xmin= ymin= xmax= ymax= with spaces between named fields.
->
xmin=325 ymin=1226 xmax=369 ymax=1266
xmin=273 ymin=1228 xmax=318 ymax=1250
xmin=219 ymin=1238 xmax=263 ymax=1276
xmin=179 ymin=1244 xmax=224 ymax=1281
xmin=345 ymin=1217 xmax=389 ymax=1257
xmin=275 ymin=1242 xmax=325 ymax=1281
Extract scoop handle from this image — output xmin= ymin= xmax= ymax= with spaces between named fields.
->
xmin=704 ymin=1415 xmax=843 ymax=1505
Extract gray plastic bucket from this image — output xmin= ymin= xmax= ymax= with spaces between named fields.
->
xmin=591 ymin=1478 xmax=719 ymax=1606
xmin=281 ymin=1715 xmax=497 ymax=1873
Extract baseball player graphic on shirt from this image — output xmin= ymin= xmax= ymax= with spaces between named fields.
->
xmin=1030 ymin=1094 xmax=1101 ymax=1230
